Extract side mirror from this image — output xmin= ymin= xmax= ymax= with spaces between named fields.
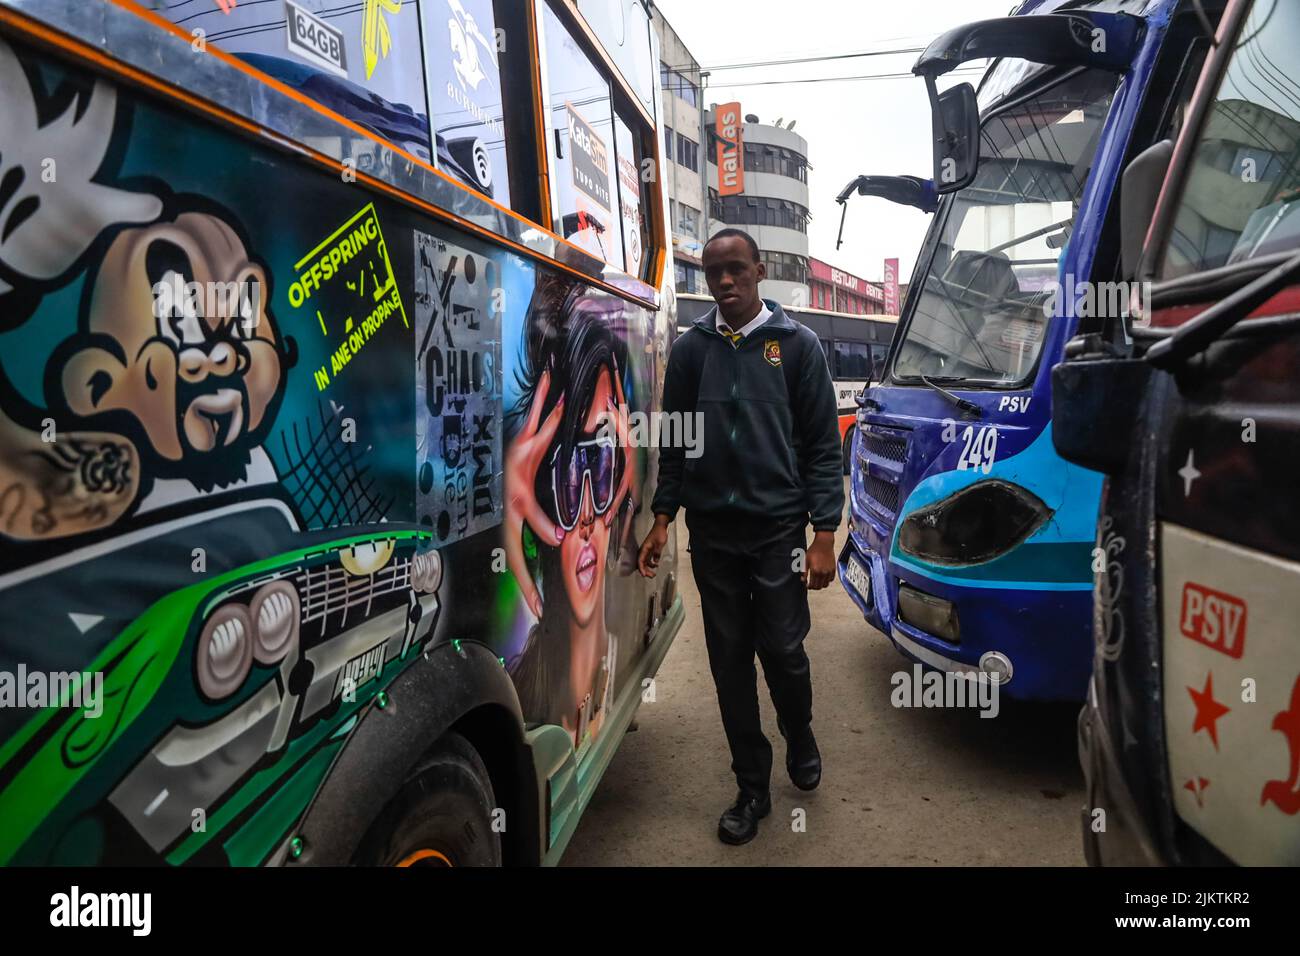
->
xmin=929 ymin=81 xmax=981 ymax=194
xmin=1120 ymin=139 xmax=1174 ymax=278
xmin=836 ymin=175 xmax=938 ymax=213
xmin=1051 ymin=344 xmax=1152 ymax=475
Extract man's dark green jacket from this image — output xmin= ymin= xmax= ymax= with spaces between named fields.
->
xmin=651 ymin=298 xmax=844 ymax=532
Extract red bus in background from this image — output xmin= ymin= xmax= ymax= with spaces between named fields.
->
xmin=676 ymin=293 xmax=898 ymax=472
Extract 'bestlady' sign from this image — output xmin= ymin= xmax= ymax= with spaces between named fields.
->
xmin=715 ymin=102 xmax=744 ymax=197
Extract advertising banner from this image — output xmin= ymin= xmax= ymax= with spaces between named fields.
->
xmin=884 ymin=257 xmax=900 ymax=313
xmin=715 ymin=102 xmax=744 ymax=197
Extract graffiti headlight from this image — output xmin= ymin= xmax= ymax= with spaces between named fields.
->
xmin=250 ymin=581 xmax=300 ymax=665
xmin=197 ymin=605 xmax=254 ymax=700
xmin=898 ymin=480 xmax=1052 ymax=566
xmin=411 ymin=549 xmax=442 ymax=594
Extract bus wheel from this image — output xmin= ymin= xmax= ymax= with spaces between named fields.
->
xmin=841 ymin=427 xmax=854 ymax=475
xmin=355 ymin=731 xmax=502 ymax=867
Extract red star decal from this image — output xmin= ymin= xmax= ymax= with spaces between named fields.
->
xmin=1183 ymin=776 xmax=1210 ymax=808
xmin=1188 ymin=672 xmax=1230 ymax=750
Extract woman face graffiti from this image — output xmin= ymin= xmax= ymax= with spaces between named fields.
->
xmin=554 ymin=365 xmax=616 ymax=628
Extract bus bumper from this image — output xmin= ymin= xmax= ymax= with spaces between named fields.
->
xmin=838 ymin=514 xmax=1093 ymax=702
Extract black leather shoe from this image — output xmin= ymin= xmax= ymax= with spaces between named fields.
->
xmin=717 ymin=791 xmax=771 ymax=845
xmin=783 ymin=722 xmax=821 ymax=791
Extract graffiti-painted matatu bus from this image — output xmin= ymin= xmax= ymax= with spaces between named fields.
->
xmin=0 ymin=0 xmax=682 ymax=866
xmin=1055 ymin=0 xmax=1300 ymax=865
xmin=836 ymin=0 xmax=1222 ymax=701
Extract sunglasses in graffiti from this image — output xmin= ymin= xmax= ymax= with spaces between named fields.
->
xmin=549 ymin=434 xmax=617 ymax=531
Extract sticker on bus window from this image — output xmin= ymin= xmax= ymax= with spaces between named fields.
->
xmin=414 ymin=232 xmax=504 ymax=545
xmin=284 ymin=0 xmax=349 ymax=79
xmin=566 ymin=103 xmax=611 ymax=211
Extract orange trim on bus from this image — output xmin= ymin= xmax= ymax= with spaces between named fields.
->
xmin=0 ymin=4 xmax=658 ymax=309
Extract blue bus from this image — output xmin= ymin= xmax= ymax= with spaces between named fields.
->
xmin=836 ymin=0 xmax=1222 ymax=701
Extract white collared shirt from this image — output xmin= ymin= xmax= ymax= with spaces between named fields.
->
xmin=717 ymin=300 xmax=772 ymax=340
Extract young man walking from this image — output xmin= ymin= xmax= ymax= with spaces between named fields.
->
xmin=638 ymin=228 xmax=844 ymax=845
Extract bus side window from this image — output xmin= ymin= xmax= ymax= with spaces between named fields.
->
xmin=537 ymin=1 xmax=626 ymax=269
xmin=158 ymin=1 xmax=431 ymax=163
xmin=834 ymin=340 xmax=850 ymax=380
xmin=421 ymin=0 xmax=517 ymax=208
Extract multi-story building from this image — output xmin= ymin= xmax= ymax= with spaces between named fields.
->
xmin=808 ymin=258 xmax=888 ymax=315
xmin=652 ymin=13 xmax=709 ymax=295
xmin=705 ymin=111 xmax=811 ymax=307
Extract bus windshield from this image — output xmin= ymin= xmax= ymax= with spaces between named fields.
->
xmin=893 ymin=68 xmax=1118 ymax=386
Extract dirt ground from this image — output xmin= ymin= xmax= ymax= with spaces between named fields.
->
xmin=563 ymin=481 xmax=1087 ymax=866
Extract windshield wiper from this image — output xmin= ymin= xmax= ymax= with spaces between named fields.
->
xmin=919 ymin=375 xmax=982 ymax=417
xmin=1146 ymin=247 xmax=1300 ymax=370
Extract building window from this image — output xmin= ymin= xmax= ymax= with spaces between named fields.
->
xmin=660 ymin=61 xmax=699 ymax=107
xmin=676 ymin=202 xmax=700 ymax=238
xmin=759 ymin=251 xmax=808 ymax=285
xmin=675 ymin=260 xmax=705 ymax=294
xmin=708 ymin=187 xmax=724 ymax=221
xmin=664 ymin=126 xmax=674 ymax=162
xmin=714 ymin=194 xmax=809 ymax=233
xmin=675 ymin=132 xmax=699 ymax=172
xmin=739 ymin=142 xmax=808 ymax=181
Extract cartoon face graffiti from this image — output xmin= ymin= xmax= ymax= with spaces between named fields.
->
xmin=53 ymin=210 xmax=291 ymax=491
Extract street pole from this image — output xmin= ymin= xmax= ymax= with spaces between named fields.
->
xmin=698 ymin=69 xmax=710 ymax=260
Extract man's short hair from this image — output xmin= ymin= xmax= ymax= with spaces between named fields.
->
xmin=704 ymin=228 xmax=760 ymax=263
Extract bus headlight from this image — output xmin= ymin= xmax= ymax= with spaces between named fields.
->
xmin=898 ymin=480 xmax=1052 ymax=566
xmin=411 ymin=549 xmax=442 ymax=594
xmin=250 ymin=581 xmax=299 ymax=665
xmin=197 ymin=605 xmax=254 ymax=700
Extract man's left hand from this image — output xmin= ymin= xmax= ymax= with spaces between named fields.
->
xmin=804 ymin=531 xmax=836 ymax=590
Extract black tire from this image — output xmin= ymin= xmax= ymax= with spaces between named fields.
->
xmin=354 ymin=731 xmax=502 ymax=867
xmin=841 ymin=426 xmax=854 ymax=475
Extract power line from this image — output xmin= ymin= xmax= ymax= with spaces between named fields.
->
xmin=711 ymin=67 xmax=984 ymax=90
xmin=707 ymin=47 xmax=926 ymax=73
xmin=663 ymin=44 xmax=930 ymax=76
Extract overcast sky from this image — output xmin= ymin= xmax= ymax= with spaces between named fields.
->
xmin=652 ymin=0 xmax=1013 ymax=284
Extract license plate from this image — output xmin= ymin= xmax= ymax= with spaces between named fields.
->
xmin=1160 ymin=523 xmax=1300 ymax=865
xmin=333 ymin=641 xmax=386 ymax=701
xmin=844 ymin=555 xmax=871 ymax=603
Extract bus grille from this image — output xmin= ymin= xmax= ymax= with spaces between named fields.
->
xmin=856 ymin=425 xmax=909 ymax=520
xmin=863 ymin=473 xmax=901 ymax=515
xmin=862 ymin=430 xmax=907 ymax=464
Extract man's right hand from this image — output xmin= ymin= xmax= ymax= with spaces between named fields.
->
xmin=638 ymin=517 xmax=671 ymax=578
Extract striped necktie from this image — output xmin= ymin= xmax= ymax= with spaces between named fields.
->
xmin=722 ymin=328 xmax=743 ymax=348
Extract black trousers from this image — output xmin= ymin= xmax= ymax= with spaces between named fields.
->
xmin=689 ymin=521 xmax=813 ymax=797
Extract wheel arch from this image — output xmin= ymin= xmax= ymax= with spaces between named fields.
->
xmin=287 ymin=640 xmax=542 ymax=866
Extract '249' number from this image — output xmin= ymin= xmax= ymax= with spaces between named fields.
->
xmin=956 ymin=425 xmax=997 ymax=474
